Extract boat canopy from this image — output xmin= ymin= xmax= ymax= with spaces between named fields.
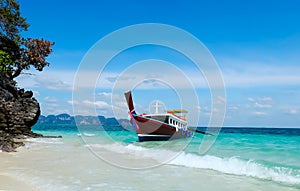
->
xmin=166 ymin=109 xmax=188 ymax=113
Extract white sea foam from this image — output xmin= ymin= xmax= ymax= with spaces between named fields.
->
xmin=82 ymin=133 xmax=96 ymax=137
xmin=89 ymin=143 xmax=148 ymax=155
xmin=90 ymin=143 xmax=178 ymax=163
xmin=91 ymin=143 xmax=300 ymax=185
xmin=26 ymin=138 xmax=63 ymax=144
xmin=169 ymin=152 xmax=300 ymax=185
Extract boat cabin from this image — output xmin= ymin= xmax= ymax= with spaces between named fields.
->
xmin=142 ymin=110 xmax=188 ymax=131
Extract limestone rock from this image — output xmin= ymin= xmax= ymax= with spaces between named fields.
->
xmin=0 ymin=73 xmax=42 ymax=152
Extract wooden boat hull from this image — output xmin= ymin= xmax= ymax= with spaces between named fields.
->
xmin=131 ymin=114 xmax=193 ymax=142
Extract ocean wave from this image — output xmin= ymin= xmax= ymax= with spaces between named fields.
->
xmin=26 ymin=138 xmax=63 ymax=144
xmin=90 ymin=142 xmax=300 ymax=185
xmin=169 ymin=152 xmax=300 ymax=185
xmin=82 ymin=133 xmax=97 ymax=137
xmin=89 ymin=143 xmax=149 ymax=154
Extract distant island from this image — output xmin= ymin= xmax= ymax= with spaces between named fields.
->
xmin=34 ymin=113 xmax=132 ymax=131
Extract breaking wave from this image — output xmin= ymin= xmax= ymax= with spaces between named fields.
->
xmin=83 ymin=133 xmax=97 ymax=137
xmin=26 ymin=138 xmax=63 ymax=144
xmin=169 ymin=152 xmax=300 ymax=185
xmin=91 ymin=142 xmax=300 ymax=185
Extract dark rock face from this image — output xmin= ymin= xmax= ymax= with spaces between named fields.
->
xmin=0 ymin=73 xmax=42 ymax=152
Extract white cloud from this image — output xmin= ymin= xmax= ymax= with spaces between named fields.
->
xmin=247 ymin=96 xmax=273 ymax=109
xmin=222 ymin=63 xmax=300 ymax=88
xmin=216 ymin=96 xmax=226 ymax=104
xmin=284 ymin=107 xmax=298 ymax=115
xmin=84 ymin=65 xmax=300 ymax=90
xmin=252 ymin=111 xmax=267 ymax=116
xmin=67 ymin=100 xmax=79 ymax=105
xmin=44 ymin=96 xmax=58 ymax=103
xmin=228 ymin=105 xmax=239 ymax=110
xmin=194 ymin=105 xmax=201 ymax=111
xmin=35 ymin=75 xmax=72 ymax=91
xmin=70 ymin=91 xmax=130 ymax=118
xmin=82 ymin=100 xmax=111 ymax=109
xmin=248 ymin=97 xmax=255 ymax=102
xmin=258 ymin=97 xmax=273 ymax=102
xmin=33 ymin=90 xmax=40 ymax=97
xmin=16 ymin=70 xmax=74 ymax=91
xmin=71 ymin=99 xmax=112 ymax=116
xmin=40 ymin=102 xmax=72 ymax=116
xmin=97 ymin=92 xmax=112 ymax=99
xmin=254 ymin=102 xmax=272 ymax=108
xmin=16 ymin=63 xmax=300 ymax=93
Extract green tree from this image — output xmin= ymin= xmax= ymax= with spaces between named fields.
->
xmin=0 ymin=0 xmax=54 ymax=78
xmin=0 ymin=50 xmax=13 ymax=70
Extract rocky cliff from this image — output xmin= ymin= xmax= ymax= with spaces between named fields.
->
xmin=0 ymin=73 xmax=42 ymax=152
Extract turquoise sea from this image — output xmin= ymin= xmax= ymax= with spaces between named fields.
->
xmin=4 ymin=125 xmax=300 ymax=191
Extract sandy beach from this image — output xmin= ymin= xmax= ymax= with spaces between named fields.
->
xmin=0 ymin=152 xmax=38 ymax=191
xmin=0 ymin=134 xmax=299 ymax=191
xmin=0 ymin=174 xmax=38 ymax=191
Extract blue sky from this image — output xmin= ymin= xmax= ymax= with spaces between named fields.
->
xmin=17 ymin=0 xmax=300 ymax=127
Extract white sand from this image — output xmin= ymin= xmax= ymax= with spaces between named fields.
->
xmin=0 ymin=137 xmax=299 ymax=191
xmin=0 ymin=174 xmax=38 ymax=191
xmin=0 ymin=152 xmax=38 ymax=191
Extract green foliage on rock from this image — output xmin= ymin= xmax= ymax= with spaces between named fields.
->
xmin=0 ymin=50 xmax=13 ymax=71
